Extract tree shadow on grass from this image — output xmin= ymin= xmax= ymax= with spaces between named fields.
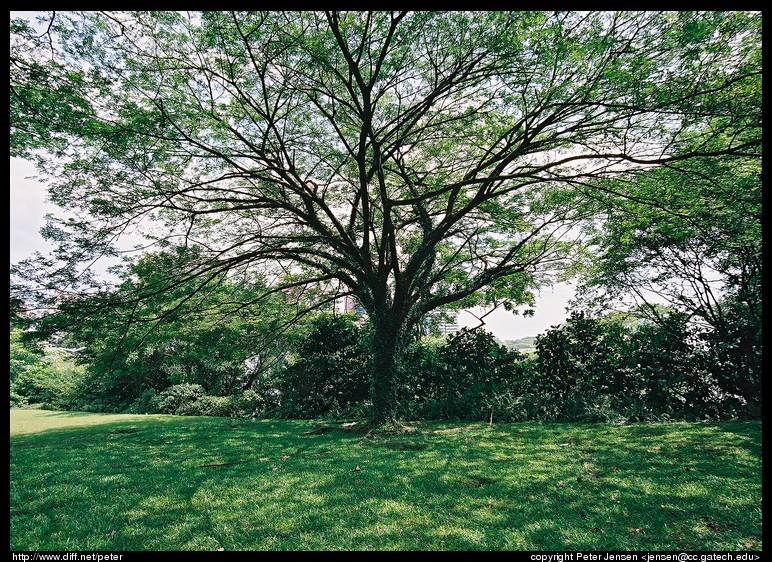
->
xmin=10 ymin=416 xmax=762 ymax=551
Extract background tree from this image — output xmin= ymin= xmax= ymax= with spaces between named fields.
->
xmin=51 ymin=248 xmax=294 ymax=412
xmin=11 ymin=327 xmax=86 ymax=410
xmin=10 ymin=11 xmax=762 ymax=426
xmin=10 ymin=327 xmax=45 ymax=407
xmin=574 ymin=151 xmax=762 ymax=406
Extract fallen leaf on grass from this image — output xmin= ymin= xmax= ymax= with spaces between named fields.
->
xmin=698 ymin=515 xmax=720 ymax=531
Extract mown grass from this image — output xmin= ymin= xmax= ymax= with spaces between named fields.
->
xmin=10 ymin=409 xmax=761 ymax=551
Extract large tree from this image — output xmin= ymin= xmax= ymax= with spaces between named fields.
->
xmin=10 ymin=11 xmax=761 ymax=425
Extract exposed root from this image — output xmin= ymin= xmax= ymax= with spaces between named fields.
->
xmin=362 ymin=419 xmax=418 ymax=437
xmin=302 ymin=419 xmax=419 ymax=437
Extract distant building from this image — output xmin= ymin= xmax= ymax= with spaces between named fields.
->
xmin=340 ymin=295 xmax=366 ymax=317
xmin=438 ymin=320 xmax=459 ymax=335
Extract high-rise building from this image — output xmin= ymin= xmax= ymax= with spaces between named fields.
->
xmin=438 ymin=320 xmax=459 ymax=334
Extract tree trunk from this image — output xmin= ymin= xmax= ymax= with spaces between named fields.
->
xmin=370 ymin=312 xmax=400 ymax=427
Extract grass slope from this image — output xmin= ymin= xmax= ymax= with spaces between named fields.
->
xmin=10 ymin=409 xmax=762 ymax=551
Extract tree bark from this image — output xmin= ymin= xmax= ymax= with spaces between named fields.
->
xmin=370 ymin=311 xmax=400 ymax=427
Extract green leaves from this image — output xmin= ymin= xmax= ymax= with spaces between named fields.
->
xmin=10 ymin=11 xmax=761 ymax=424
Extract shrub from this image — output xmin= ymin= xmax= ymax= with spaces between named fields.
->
xmin=399 ymin=328 xmax=531 ymax=422
xmin=275 ymin=313 xmax=371 ymax=418
xmin=177 ymin=395 xmax=226 ymax=416
xmin=153 ymin=383 xmax=205 ymax=415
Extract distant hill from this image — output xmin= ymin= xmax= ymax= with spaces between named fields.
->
xmin=501 ymin=336 xmax=537 ymax=353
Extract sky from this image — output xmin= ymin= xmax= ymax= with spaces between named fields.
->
xmin=10 ymin=158 xmax=573 ymax=342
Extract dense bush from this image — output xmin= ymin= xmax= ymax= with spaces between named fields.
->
xmin=123 ymin=384 xmax=265 ymax=418
xmin=12 ymin=306 xmax=760 ymax=422
xmin=528 ymin=311 xmax=747 ymax=421
xmin=272 ymin=313 xmax=371 ymax=418
xmin=399 ymin=328 xmax=530 ymax=422
xmin=394 ymin=309 xmax=757 ymax=423
xmin=152 ymin=383 xmax=205 ymax=414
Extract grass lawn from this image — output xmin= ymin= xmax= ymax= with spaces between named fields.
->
xmin=10 ymin=409 xmax=762 ymax=551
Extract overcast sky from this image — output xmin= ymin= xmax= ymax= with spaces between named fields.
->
xmin=10 ymin=156 xmax=573 ymax=341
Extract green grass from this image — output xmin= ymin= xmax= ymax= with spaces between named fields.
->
xmin=10 ymin=409 xmax=762 ymax=551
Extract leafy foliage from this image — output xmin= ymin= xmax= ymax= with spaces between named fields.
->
xmin=400 ymin=328 xmax=528 ymax=421
xmin=274 ymin=313 xmax=371 ymax=418
xmin=39 ymin=249 xmax=294 ymax=413
xmin=10 ymin=11 xmax=761 ymax=424
xmin=530 ymin=310 xmax=750 ymax=421
xmin=10 ymin=328 xmax=86 ymax=409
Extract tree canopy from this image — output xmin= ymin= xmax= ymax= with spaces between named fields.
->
xmin=10 ymin=11 xmax=762 ymax=425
